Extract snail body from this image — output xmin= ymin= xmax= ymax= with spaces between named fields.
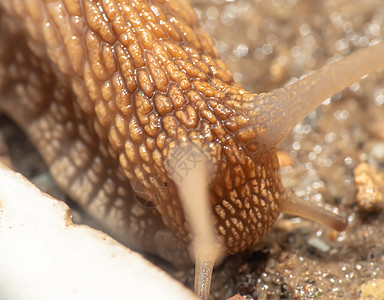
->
xmin=0 ymin=0 xmax=285 ymax=260
xmin=0 ymin=0 xmax=383 ymax=298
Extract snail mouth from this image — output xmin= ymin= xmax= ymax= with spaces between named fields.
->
xmin=228 ymin=42 xmax=384 ymax=147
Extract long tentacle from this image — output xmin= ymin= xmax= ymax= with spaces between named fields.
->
xmin=250 ymin=42 xmax=384 ymax=145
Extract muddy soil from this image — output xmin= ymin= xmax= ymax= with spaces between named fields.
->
xmin=189 ymin=0 xmax=384 ymax=299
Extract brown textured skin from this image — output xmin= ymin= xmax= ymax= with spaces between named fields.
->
xmin=0 ymin=0 xmax=284 ymax=265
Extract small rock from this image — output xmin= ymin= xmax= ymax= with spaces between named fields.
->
xmin=227 ymin=294 xmax=247 ymax=300
xmin=359 ymin=279 xmax=384 ymax=299
xmin=307 ymin=236 xmax=330 ymax=253
xmin=354 ymin=162 xmax=384 ymax=212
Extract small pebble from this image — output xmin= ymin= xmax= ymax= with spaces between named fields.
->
xmin=307 ymin=236 xmax=331 ymax=253
xmin=354 ymin=162 xmax=384 ymax=212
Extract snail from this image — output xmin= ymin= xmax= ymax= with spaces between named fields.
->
xmin=1 ymin=0 xmax=384 ymax=299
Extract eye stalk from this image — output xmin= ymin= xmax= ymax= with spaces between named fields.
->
xmin=234 ymin=42 xmax=384 ymax=146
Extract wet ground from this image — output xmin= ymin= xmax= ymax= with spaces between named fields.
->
xmin=189 ymin=0 xmax=384 ymax=299
xmin=1 ymin=0 xmax=384 ymax=299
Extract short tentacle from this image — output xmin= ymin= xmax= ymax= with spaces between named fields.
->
xmin=280 ymin=195 xmax=348 ymax=232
